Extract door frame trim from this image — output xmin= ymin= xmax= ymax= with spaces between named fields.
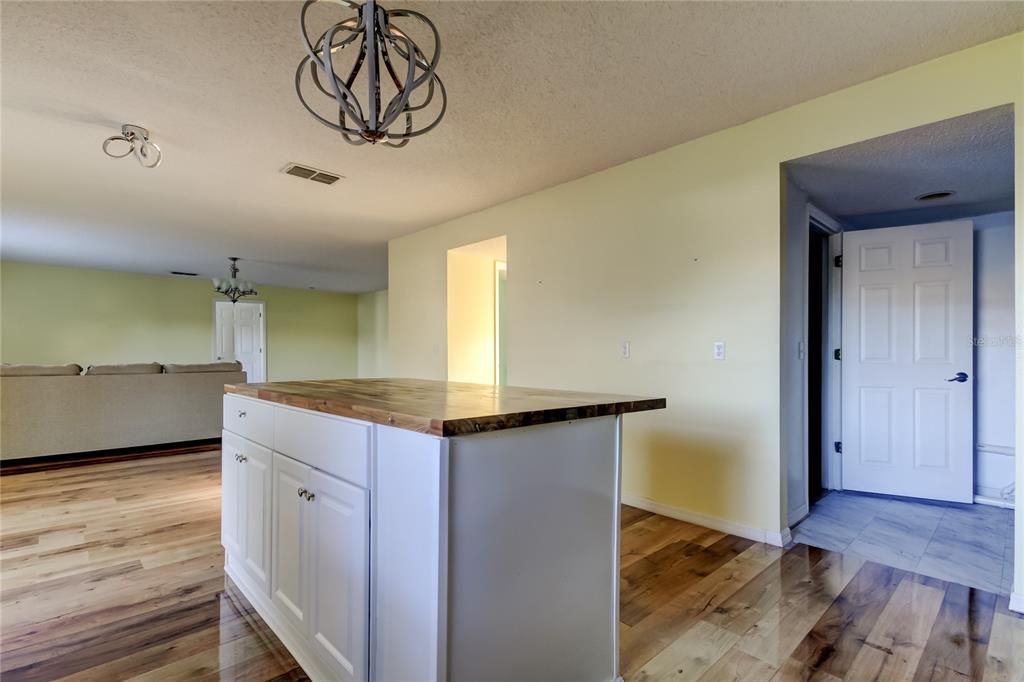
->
xmin=807 ymin=204 xmax=844 ymax=496
xmin=493 ymin=260 xmax=507 ymax=386
xmin=824 ymin=232 xmax=843 ymax=491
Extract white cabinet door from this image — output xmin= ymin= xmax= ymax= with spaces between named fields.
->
xmin=220 ymin=435 xmax=243 ymax=558
xmin=841 ymin=220 xmax=974 ymax=502
xmin=272 ymin=452 xmax=312 ymax=633
xmin=240 ymin=439 xmax=273 ymax=595
xmin=307 ymin=469 xmax=369 ymax=682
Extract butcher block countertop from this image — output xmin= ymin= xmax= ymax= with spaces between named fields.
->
xmin=224 ymin=378 xmax=666 ymax=437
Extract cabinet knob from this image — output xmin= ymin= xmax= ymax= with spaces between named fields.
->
xmin=297 ymin=487 xmax=307 ymax=498
xmin=238 ymin=454 xmax=248 ymax=463
xmin=305 ymin=491 xmax=316 ymax=502
xmin=237 ymin=410 xmax=247 ymax=418
xmin=234 ymin=453 xmax=241 ymax=462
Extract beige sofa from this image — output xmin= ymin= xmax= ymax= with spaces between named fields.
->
xmin=0 ymin=362 xmax=246 ymax=460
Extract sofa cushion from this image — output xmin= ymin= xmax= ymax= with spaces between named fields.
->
xmin=0 ymin=363 xmax=83 ymax=377
xmin=163 ymin=361 xmax=244 ymax=374
xmin=84 ymin=362 xmax=163 ymax=375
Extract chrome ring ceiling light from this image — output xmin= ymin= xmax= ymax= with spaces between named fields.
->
xmin=102 ymin=124 xmax=162 ymax=168
xmin=295 ymin=0 xmax=446 ymax=147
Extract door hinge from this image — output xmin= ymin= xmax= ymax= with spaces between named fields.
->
xmin=833 ymin=348 xmax=841 ymax=361
xmin=834 ymin=441 xmax=842 ymax=454
xmin=834 ymin=255 xmax=842 ymax=268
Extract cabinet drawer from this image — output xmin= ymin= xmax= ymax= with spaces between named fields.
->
xmin=224 ymin=394 xmax=274 ymax=446
xmin=274 ymin=407 xmax=370 ymax=488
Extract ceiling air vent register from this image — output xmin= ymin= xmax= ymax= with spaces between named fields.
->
xmin=282 ymin=163 xmax=343 ymax=185
xmin=915 ymin=190 xmax=956 ymax=202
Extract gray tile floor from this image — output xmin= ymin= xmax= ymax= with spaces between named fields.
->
xmin=791 ymin=491 xmax=1015 ymax=594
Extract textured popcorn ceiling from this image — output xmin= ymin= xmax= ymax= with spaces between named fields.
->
xmin=787 ymin=105 xmax=1015 ymax=229
xmin=2 ymin=1 xmax=1022 ymax=291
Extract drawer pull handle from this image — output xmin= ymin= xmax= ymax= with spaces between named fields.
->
xmin=237 ymin=410 xmax=247 ymax=418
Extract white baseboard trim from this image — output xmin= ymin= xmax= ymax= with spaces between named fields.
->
xmin=622 ymin=494 xmax=791 ymax=548
xmin=769 ymin=526 xmax=793 ymax=548
xmin=977 ymin=443 xmax=1015 ymax=457
xmin=1009 ymin=592 xmax=1024 ymax=615
xmin=974 ymin=494 xmax=1015 ymax=510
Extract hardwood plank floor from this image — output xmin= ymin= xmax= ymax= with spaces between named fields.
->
xmin=1 ymin=451 xmax=1021 ymax=681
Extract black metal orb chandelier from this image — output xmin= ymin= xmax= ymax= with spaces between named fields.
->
xmin=295 ymin=0 xmax=446 ymax=147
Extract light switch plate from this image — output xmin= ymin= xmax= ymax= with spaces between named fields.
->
xmin=713 ymin=341 xmax=726 ymax=360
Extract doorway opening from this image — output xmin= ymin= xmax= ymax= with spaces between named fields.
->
xmin=807 ymin=224 xmax=829 ymax=506
xmin=446 ymin=236 xmax=507 ymax=385
xmin=780 ymin=105 xmax=1016 ymax=594
xmin=214 ymin=300 xmax=266 ymax=383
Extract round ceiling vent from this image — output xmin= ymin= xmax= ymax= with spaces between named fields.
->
xmin=915 ymin=190 xmax=956 ymax=202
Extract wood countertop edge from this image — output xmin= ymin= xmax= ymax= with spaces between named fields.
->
xmin=223 ymin=384 xmax=666 ymax=437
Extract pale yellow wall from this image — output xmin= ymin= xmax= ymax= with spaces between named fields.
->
xmin=0 ymin=261 xmax=358 ymax=381
xmin=389 ymin=34 xmax=1024 ymax=545
xmin=357 ymin=290 xmax=389 ymax=377
xmin=446 ymin=247 xmax=498 ymax=383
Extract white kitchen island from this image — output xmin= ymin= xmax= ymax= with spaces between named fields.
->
xmin=221 ymin=378 xmax=665 ymax=682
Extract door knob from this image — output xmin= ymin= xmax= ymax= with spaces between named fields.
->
xmin=946 ymin=372 xmax=969 ymax=383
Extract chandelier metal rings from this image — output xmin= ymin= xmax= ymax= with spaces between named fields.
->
xmin=102 ymin=124 xmax=162 ymax=168
xmin=295 ymin=0 xmax=446 ymax=147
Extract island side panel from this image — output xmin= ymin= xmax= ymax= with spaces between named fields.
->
xmin=372 ymin=424 xmax=448 ymax=682
xmin=446 ymin=416 xmax=621 ymax=682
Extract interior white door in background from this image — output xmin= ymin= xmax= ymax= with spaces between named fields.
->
xmin=841 ymin=220 xmax=974 ymax=503
xmin=214 ymin=301 xmax=266 ymax=383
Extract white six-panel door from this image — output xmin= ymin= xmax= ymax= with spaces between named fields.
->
xmin=214 ymin=301 xmax=266 ymax=382
xmin=233 ymin=302 xmax=264 ymax=382
xmin=215 ymin=302 xmax=236 ymax=364
xmin=841 ymin=220 xmax=974 ymax=502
